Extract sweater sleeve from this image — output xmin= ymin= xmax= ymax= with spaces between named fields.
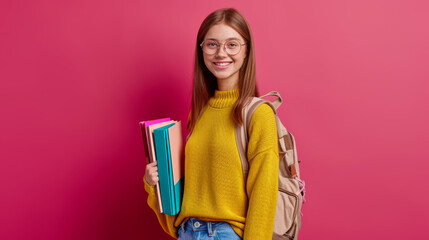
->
xmin=243 ymin=103 xmax=279 ymax=240
xmin=143 ymin=177 xmax=179 ymax=239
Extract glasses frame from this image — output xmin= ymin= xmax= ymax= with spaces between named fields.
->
xmin=199 ymin=39 xmax=246 ymax=56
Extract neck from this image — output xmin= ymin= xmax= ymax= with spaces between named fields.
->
xmin=216 ymin=73 xmax=239 ymax=91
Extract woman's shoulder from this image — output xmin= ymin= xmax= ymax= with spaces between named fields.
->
xmin=250 ymin=102 xmax=276 ymax=124
xmin=248 ymin=102 xmax=277 ymax=136
xmin=247 ymin=102 xmax=278 ymax=158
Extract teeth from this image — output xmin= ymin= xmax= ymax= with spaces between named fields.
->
xmin=215 ymin=62 xmax=231 ymax=66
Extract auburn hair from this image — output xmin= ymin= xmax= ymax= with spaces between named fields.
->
xmin=187 ymin=8 xmax=259 ymax=132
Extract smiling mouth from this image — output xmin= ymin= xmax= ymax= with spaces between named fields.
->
xmin=214 ymin=62 xmax=232 ymax=66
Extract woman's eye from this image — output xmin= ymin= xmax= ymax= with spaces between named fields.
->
xmin=207 ymin=42 xmax=218 ymax=48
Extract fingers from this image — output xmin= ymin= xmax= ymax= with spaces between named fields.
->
xmin=145 ymin=162 xmax=159 ymax=186
xmin=149 ymin=170 xmax=159 ymax=179
xmin=145 ymin=161 xmax=156 ymax=172
xmin=147 ymin=161 xmax=157 ymax=167
xmin=151 ymin=176 xmax=159 ymax=185
xmin=146 ymin=161 xmax=157 ymax=170
xmin=144 ymin=173 xmax=159 ymax=186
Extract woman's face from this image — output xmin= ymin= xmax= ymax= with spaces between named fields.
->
xmin=202 ymin=23 xmax=247 ymax=85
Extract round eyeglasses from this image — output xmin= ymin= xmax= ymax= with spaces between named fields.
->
xmin=200 ymin=39 xmax=246 ymax=56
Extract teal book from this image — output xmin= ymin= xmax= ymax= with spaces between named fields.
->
xmin=167 ymin=122 xmax=184 ymax=214
xmin=153 ymin=121 xmax=184 ymax=215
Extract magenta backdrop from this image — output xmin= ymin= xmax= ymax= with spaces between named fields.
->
xmin=1 ymin=0 xmax=428 ymax=239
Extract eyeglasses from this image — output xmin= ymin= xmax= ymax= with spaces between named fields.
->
xmin=200 ymin=39 xmax=246 ymax=56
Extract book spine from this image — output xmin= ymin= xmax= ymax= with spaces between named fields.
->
xmin=139 ymin=123 xmax=150 ymax=164
xmin=153 ymin=126 xmax=176 ymax=215
xmin=163 ymin=129 xmax=177 ymax=215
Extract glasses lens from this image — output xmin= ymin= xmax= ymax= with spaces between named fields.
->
xmin=225 ymin=40 xmax=241 ymax=55
xmin=202 ymin=40 xmax=218 ymax=54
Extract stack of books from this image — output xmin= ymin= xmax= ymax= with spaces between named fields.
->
xmin=139 ymin=118 xmax=184 ymax=215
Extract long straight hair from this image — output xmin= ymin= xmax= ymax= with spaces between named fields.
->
xmin=187 ymin=8 xmax=259 ymax=132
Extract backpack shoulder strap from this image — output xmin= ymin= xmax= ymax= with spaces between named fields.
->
xmin=235 ymin=91 xmax=282 ymax=181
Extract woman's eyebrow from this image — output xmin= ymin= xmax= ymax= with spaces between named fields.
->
xmin=205 ymin=37 xmax=241 ymax=41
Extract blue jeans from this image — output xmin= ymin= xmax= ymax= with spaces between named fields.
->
xmin=178 ymin=217 xmax=242 ymax=240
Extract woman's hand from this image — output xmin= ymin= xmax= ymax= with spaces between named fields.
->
xmin=144 ymin=161 xmax=159 ymax=186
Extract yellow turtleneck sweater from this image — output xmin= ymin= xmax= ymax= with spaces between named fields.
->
xmin=144 ymin=88 xmax=279 ymax=239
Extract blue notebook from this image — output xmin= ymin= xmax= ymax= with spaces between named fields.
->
xmin=153 ymin=122 xmax=184 ymax=215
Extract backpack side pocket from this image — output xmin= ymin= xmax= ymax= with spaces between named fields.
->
xmin=273 ymin=177 xmax=303 ymax=240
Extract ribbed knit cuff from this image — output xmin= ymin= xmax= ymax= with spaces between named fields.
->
xmin=143 ymin=176 xmax=155 ymax=195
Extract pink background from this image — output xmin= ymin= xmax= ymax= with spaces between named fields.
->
xmin=1 ymin=0 xmax=428 ymax=239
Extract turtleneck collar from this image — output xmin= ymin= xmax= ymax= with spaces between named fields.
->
xmin=208 ymin=88 xmax=240 ymax=109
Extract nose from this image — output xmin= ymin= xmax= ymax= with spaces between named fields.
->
xmin=215 ymin=45 xmax=228 ymax=57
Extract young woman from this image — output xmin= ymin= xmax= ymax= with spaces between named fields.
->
xmin=144 ymin=8 xmax=279 ymax=240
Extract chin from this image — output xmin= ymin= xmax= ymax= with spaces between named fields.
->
xmin=211 ymin=69 xmax=234 ymax=78
xmin=215 ymin=74 xmax=232 ymax=81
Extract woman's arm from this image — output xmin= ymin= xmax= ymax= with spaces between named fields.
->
xmin=143 ymin=175 xmax=179 ymax=239
xmin=243 ymin=103 xmax=279 ymax=240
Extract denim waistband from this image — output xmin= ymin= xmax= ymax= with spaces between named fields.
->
xmin=180 ymin=217 xmax=231 ymax=236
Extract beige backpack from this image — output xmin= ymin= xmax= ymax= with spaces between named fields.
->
xmin=236 ymin=91 xmax=306 ymax=240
